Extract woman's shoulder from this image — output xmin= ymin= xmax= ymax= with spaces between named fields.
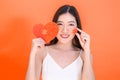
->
xmin=73 ymin=47 xmax=84 ymax=59
xmin=45 ymin=45 xmax=56 ymax=52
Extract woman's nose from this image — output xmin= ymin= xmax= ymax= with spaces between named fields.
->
xmin=63 ymin=25 xmax=67 ymax=33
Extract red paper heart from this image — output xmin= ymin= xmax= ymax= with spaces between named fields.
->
xmin=33 ymin=22 xmax=59 ymax=43
xmin=73 ymin=28 xmax=78 ymax=34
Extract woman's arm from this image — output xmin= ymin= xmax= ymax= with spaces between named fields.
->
xmin=76 ymin=28 xmax=95 ymax=80
xmin=25 ymin=38 xmax=45 ymax=80
xmin=81 ymin=51 xmax=95 ymax=80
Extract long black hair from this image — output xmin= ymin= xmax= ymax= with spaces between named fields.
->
xmin=46 ymin=5 xmax=83 ymax=50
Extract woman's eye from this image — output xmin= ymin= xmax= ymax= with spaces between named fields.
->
xmin=57 ymin=23 xmax=62 ymax=25
xmin=69 ymin=24 xmax=75 ymax=26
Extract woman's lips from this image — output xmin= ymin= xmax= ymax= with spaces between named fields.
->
xmin=60 ymin=34 xmax=70 ymax=39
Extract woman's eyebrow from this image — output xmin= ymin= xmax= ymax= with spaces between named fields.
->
xmin=68 ymin=21 xmax=76 ymax=23
xmin=57 ymin=21 xmax=63 ymax=23
xmin=57 ymin=21 xmax=76 ymax=23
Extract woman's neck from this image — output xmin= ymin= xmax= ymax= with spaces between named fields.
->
xmin=54 ymin=41 xmax=74 ymax=51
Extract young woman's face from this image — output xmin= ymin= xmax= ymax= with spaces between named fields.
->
xmin=56 ymin=13 xmax=77 ymax=44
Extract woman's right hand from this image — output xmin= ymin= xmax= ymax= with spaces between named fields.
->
xmin=31 ymin=38 xmax=46 ymax=53
xmin=26 ymin=38 xmax=45 ymax=80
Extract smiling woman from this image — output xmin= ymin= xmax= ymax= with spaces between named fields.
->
xmin=0 ymin=0 xmax=120 ymax=80
xmin=26 ymin=5 xmax=95 ymax=80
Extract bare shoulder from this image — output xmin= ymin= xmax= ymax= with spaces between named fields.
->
xmin=79 ymin=50 xmax=84 ymax=60
xmin=46 ymin=45 xmax=57 ymax=53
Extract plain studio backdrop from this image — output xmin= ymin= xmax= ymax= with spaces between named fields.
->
xmin=0 ymin=0 xmax=120 ymax=80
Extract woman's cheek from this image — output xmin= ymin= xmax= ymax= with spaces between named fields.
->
xmin=56 ymin=31 xmax=61 ymax=38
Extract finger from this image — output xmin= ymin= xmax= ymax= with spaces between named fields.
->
xmin=81 ymin=33 xmax=90 ymax=41
xmin=76 ymin=28 xmax=82 ymax=32
xmin=33 ymin=38 xmax=45 ymax=44
xmin=76 ymin=28 xmax=87 ymax=34
xmin=76 ymin=33 xmax=84 ymax=47
xmin=33 ymin=42 xmax=43 ymax=48
xmin=32 ymin=38 xmax=45 ymax=48
xmin=37 ymin=38 xmax=45 ymax=44
xmin=76 ymin=31 xmax=86 ymax=42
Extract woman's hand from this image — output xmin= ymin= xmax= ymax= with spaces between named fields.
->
xmin=76 ymin=29 xmax=95 ymax=80
xmin=31 ymin=38 xmax=46 ymax=54
xmin=26 ymin=38 xmax=45 ymax=80
xmin=75 ymin=28 xmax=90 ymax=54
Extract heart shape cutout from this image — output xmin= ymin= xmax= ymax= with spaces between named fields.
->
xmin=33 ymin=22 xmax=59 ymax=43
xmin=73 ymin=28 xmax=78 ymax=34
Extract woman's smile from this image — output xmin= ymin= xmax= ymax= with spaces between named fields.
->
xmin=60 ymin=34 xmax=70 ymax=39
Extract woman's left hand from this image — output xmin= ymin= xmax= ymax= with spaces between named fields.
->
xmin=75 ymin=28 xmax=91 ymax=54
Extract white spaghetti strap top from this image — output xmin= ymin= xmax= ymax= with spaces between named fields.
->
xmin=42 ymin=47 xmax=83 ymax=80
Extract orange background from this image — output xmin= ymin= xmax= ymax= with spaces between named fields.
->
xmin=0 ymin=0 xmax=120 ymax=80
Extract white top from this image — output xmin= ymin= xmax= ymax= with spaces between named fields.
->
xmin=42 ymin=49 xmax=83 ymax=80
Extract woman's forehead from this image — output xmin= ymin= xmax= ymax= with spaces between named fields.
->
xmin=57 ymin=13 xmax=76 ymax=23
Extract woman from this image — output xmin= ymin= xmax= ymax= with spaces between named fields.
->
xmin=26 ymin=5 xmax=95 ymax=80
